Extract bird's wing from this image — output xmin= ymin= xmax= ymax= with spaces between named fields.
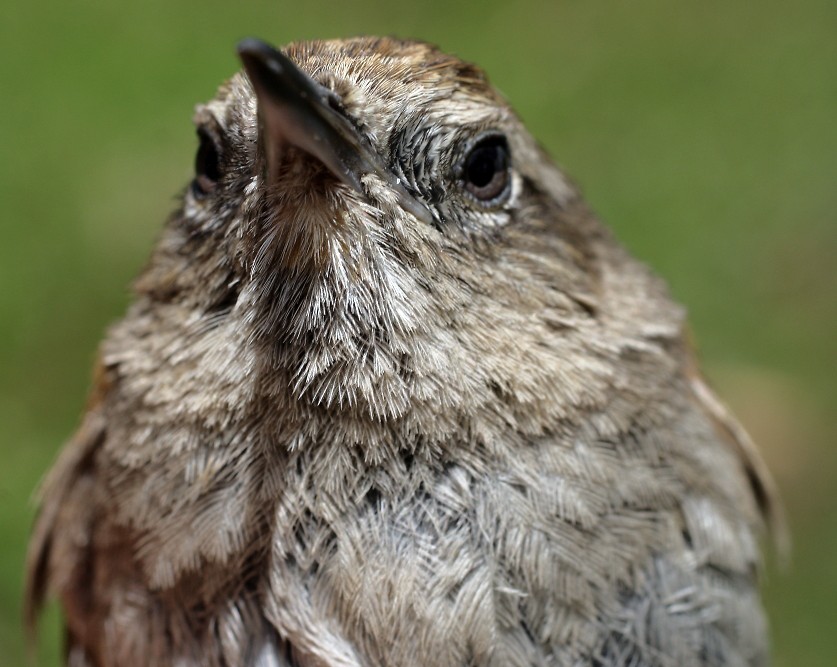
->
xmin=25 ymin=406 xmax=106 ymax=648
xmin=684 ymin=349 xmax=788 ymax=554
xmin=24 ymin=360 xmax=112 ymax=664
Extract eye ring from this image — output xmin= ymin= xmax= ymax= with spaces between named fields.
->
xmin=458 ymin=134 xmax=511 ymax=206
xmin=191 ymin=129 xmax=222 ymax=199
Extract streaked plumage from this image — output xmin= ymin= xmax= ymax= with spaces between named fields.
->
xmin=26 ymin=37 xmax=780 ymax=666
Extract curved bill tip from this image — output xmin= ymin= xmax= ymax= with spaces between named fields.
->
xmin=236 ymin=38 xmax=291 ymax=85
xmin=236 ymin=37 xmax=273 ymax=58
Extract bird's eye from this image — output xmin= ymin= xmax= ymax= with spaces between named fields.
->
xmin=461 ymin=136 xmax=511 ymax=205
xmin=192 ymin=129 xmax=221 ymax=198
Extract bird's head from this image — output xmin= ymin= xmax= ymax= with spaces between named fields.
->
xmin=137 ymin=38 xmax=673 ymax=428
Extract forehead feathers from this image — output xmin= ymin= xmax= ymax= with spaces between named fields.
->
xmin=206 ymin=37 xmax=505 ymax=146
xmin=287 ymin=37 xmax=501 ymax=105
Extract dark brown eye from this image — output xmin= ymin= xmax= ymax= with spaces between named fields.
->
xmin=192 ymin=129 xmax=221 ymax=198
xmin=461 ymin=136 xmax=511 ymax=204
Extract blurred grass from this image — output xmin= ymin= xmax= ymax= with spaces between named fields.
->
xmin=1 ymin=0 xmax=834 ymax=664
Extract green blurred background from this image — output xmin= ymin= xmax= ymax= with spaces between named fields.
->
xmin=1 ymin=0 xmax=834 ymax=664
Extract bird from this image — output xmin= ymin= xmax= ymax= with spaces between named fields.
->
xmin=25 ymin=36 xmax=782 ymax=666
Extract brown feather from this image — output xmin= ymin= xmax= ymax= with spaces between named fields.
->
xmin=26 ymin=37 xmax=778 ymax=666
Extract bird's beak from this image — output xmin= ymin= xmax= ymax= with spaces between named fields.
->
xmin=237 ymin=38 xmax=432 ymax=224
